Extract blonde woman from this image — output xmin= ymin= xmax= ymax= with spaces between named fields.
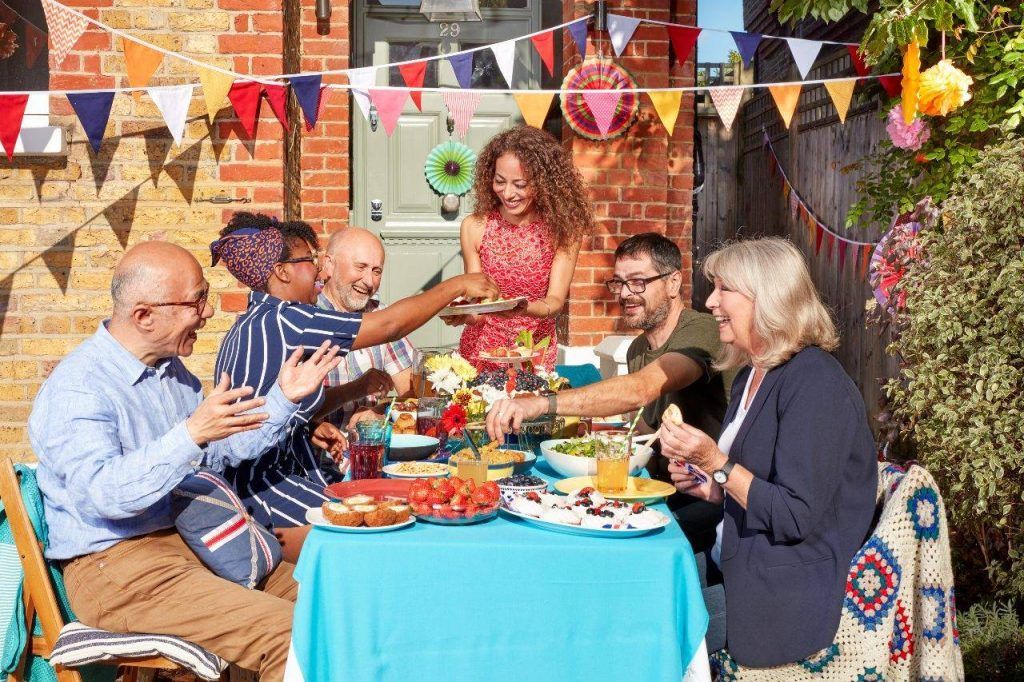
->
xmin=660 ymin=238 xmax=877 ymax=667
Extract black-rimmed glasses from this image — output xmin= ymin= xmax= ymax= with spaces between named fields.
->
xmin=279 ymin=251 xmax=320 ymax=268
xmin=146 ymin=288 xmax=210 ymax=316
xmin=604 ymin=272 xmax=672 ymax=295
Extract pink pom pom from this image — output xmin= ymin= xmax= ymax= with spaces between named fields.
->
xmin=887 ymin=104 xmax=931 ymax=151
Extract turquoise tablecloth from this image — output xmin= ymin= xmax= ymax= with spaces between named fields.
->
xmin=291 ymin=459 xmax=708 ymax=682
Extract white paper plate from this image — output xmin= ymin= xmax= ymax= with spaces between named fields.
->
xmin=499 ymin=506 xmax=670 ymax=538
xmin=476 ymin=352 xmax=545 ymax=365
xmin=305 ymin=508 xmax=415 ymax=533
xmin=382 ymin=462 xmax=450 ymax=479
xmin=438 ymin=296 xmax=528 ymax=317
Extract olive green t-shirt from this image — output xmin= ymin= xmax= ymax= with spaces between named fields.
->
xmin=626 ymin=308 xmax=730 ymax=440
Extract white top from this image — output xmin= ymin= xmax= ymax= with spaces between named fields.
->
xmin=710 ymin=369 xmax=756 ymax=567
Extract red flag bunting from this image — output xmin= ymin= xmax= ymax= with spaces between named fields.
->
xmin=263 ymin=83 xmax=290 ymax=131
xmin=860 ymin=245 xmax=872 ymax=278
xmin=824 ymin=232 xmax=835 ymax=262
xmin=846 ymin=45 xmax=869 ymax=77
xmin=0 ymin=94 xmax=29 ymax=161
xmin=530 ymin=31 xmax=555 ymax=77
xmin=667 ymin=26 xmax=701 ymax=67
xmin=227 ymin=81 xmax=262 ymax=138
xmin=398 ymin=61 xmax=427 ymax=111
xmin=814 ymin=224 xmax=824 ymax=255
xmin=838 ymin=241 xmax=849 ymax=271
xmin=879 ymin=75 xmax=902 ymax=98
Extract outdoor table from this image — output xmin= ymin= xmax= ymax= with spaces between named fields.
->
xmin=284 ymin=457 xmax=710 ymax=682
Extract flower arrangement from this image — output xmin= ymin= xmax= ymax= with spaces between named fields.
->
xmin=423 ymin=351 xmax=477 ymax=395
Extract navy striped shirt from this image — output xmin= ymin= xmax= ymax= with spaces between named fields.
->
xmin=214 ymin=291 xmax=361 ymax=527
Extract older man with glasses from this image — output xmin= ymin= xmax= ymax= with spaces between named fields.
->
xmin=487 ymin=232 xmax=731 ymax=553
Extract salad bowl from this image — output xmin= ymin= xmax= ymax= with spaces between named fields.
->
xmin=539 ymin=438 xmax=654 ymax=479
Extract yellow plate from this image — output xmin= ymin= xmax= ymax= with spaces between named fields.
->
xmin=553 ymin=476 xmax=675 ymax=502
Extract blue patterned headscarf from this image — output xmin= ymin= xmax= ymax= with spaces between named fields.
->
xmin=210 ymin=226 xmax=284 ymax=290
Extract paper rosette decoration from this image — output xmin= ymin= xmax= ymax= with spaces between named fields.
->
xmin=917 ymin=59 xmax=973 ymax=116
xmin=561 ymin=57 xmax=639 ymax=141
xmin=424 ymin=140 xmax=477 ymax=196
xmin=870 ymin=216 xmax=920 ymax=312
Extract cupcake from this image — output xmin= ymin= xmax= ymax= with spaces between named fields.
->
xmin=322 ymin=502 xmax=363 ymax=527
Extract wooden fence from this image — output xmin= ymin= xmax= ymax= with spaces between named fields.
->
xmin=692 ymin=42 xmax=899 ymax=426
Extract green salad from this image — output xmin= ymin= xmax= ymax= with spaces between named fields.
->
xmin=551 ymin=438 xmax=601 ymax=458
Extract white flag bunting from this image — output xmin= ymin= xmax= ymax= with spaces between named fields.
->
xmin=147 ymin=85 xmax=193 ymax=146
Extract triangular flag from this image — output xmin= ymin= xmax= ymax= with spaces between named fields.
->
xmin=443 ymin=91 xmax=481 ymax=138
xmin=846 ymin=45 xmax=869 ymax=77
xmin=567 ymin=18 xmax=588 ymax=60
xmin=667 ymin=26 xmax=701 ymax=67
xmin=263 ymin=83 xmax=290 ymax=131
xmin=40 ymin=0 xmax=87 ymax=68
xmin=782 ymin=183 xmax=790 ymax=201
xmin=730 ymin=32 xmax=762 ymax=67
xmin=198 ymin=67 xmax=234 ymax=123
xmin=347 ymin=66 xmax=377 ymax=120
xmin=804 ymin=209 xmax=816 ymax=233
xmin=709 ymin=87 xmax=743 ymax=130
xmin=398 ymin=61 xmax=427 ymax=110
xmin=67 ymin=91 xmax=114 ymax=153
xmin=824 ymin=232 xmax=835 ymax=262
xmin=25 ymin=23 xmax=45 ymax=69
xmin=879 ymin=75 xmax=902 ymax=98
xmin=838 ymin=241 xmax=849 ymax=271
xmin=824 ymin=79 xmax=856 ymax=124
xmin=582 ymin=90 xmax=624 ymax=136
xmin=860 ymin=245 xmax=872 ymax=278
xmin=789 ymin=192 xmax=800 ymax=221
xmin=0 ymin=95 xmax=29 ymax=161
xmin=290 ymin=74 xmax=324 ymax=130
xmin=768 ymin=84 xmax=802 ymax=128
xmin=227 ymin=80 xmax=262 ymax=137
xmin=814 ymin=224 xmax=824 ymax=255
xmin=513 ymin=92 xmax=555 ymax=129
xmin=785 ymin=37 xmax=821 ymax=79
xmin=147 ymin=85 xmax=192 ymax=146
xmin=530 ymin=31 xmax=555 ymax=77
xmin=648 ymin=91 xmax=682 ymax=135
xmin=368 ymin=89 xmax=408 ymax=136
xmin=491 ymin=40 xmax=516 ymax=87
xmin=122 ymin=39 xmax=164 ymax=101
xmin=606 ymin=13 xmax=641 ymax=57
xmin=447 ymin=52 xmax=474 ymax=89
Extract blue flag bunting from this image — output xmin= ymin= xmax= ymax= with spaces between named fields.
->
xmin=290 ymin=74 xmax=323 ymax=130
xmin=567 ymin=18 xmax=588 ymax=60
xmin=67 ymin=91 xmax=116 ymax=153
xmin=448 ymin=52 xmax=474 ymax=90
xmin=730 ymin=31 xmax=762 ymax=67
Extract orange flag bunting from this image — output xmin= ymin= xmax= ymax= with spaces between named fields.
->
xmin=768 ymin=84 xmax=802 ymax=129
xmin=398 ymin=61 xmax=427 ymax=111
xmin=860 ymin=244 xmax=872 ymax=278
xmin=647 ymin=91 xmax=682 ymax=135
xmin=513 ymin=92 xmax=555 ymax=129
xmin=530 ymin=31 xmax=555 ymax=77
xmin=123 ymin=39 xmax=164 ymax=101
xmin=824 ymin=79 xmax=856 ymax=124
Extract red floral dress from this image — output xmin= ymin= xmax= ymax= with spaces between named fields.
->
xmin=459 ymin=210 xmax=557 ymax=372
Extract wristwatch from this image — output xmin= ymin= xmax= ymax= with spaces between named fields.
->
xmin=545 ymin=393 xmax=558 ymax=416
xmin=712 ymin=460 xmax=735 ymax=486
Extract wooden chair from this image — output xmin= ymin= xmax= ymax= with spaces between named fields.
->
xmin=0 ymin=458 xmax=184 ymax=682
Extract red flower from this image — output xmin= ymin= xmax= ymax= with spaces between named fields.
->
xmin=439 ymin=403 xmax=468 ymax=436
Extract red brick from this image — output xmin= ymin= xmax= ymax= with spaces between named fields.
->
xmin=219 ymin=0 xmax=281 ymax=9
xmin=219 ymin=164 xmax=282 ymax=182
xmin=219 ymin=292 xmax=249 ymax=312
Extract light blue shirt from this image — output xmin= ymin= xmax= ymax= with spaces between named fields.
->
xmin=29 ymin=321 xmax=299 ymax=560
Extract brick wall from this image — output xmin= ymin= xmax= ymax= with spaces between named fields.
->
xmin=0 ymin=0 xmax=352 ymax=461
xmin=563 ymin=1 xmax=697 ymax=347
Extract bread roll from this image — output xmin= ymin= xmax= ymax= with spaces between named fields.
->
xmin=662 ymin=403 xmax=683 ymax=426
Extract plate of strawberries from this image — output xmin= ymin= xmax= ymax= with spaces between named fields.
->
xmin=408 ymin=477 xmax=501 ymax=525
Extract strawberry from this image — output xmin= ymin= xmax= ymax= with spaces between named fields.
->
xmin=409 ymin=487 xmax=429 ymax=504
xmin=429 ymin=477 xmax=445 ymax=490
xmin=471 ymin=487 xmax=492 ymax=506
xmin=438 ymin=504 xmax=459 ymax=520
xmin=448 ymin=476 xmax=464 ymax=491
xmin=578 ymin=486 xmax=595 ymax=497
xmin=480 ymin=481 xmax=500 ymax=503
xmin=435 ymin=480 xmax=456 ymax=501
xmin=411 ymin=501 xmax=431 ymax=515
xmin=410 ymin=479 xmax=429 ymax=492
xmin=449 ymin=493 xmax=468 ymax=510
xmin=631 ymin=502 xmax=647 ymax=514
xmin=425 ymin=489 xmax=446 ymax=507
xmin=457 ymin=480 xmax=475 ymax=496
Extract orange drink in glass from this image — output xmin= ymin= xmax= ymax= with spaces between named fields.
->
xmin=595 ymin=436 xmax=629 ymax=494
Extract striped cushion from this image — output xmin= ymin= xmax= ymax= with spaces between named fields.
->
xmin=50 ymin=621 xmax=226 ymax=680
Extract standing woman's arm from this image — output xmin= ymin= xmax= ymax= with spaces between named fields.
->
xmin=461 ymin=214 xmax=485 ymax=274
xmin=522 ymin=242 xmax=581 ymax=318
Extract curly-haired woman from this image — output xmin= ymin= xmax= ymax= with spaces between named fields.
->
xmin=446 ymin=125 xmax=594 ymax=370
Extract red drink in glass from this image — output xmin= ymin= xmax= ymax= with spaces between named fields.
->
xmin=350 ymin=442 xmax=385 ymax=480
xmin=416 ymin=415 xmax=440 ymax=438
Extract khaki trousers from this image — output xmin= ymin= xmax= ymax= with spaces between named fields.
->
xmin=63 ymin=529 xmax=297 ymax=681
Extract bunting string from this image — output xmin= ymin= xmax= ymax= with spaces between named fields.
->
xmin=623 ymin=13 xmax=860 ymax=48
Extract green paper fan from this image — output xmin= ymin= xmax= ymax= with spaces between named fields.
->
xmin=424 ymin=140 xmax=476 ymax=196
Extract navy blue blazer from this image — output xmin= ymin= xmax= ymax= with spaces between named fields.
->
xmin=719 ymin=346 xmax=877 ymax=667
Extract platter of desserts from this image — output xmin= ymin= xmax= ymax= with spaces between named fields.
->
xmin=408 ymin=477 xmax=501 ymax=525
xmin=439 ymin=296 xmax=528 ymax=317
xmin=552 ymin=476 xmax=675 ymax=502
xmin=501 ymin=487 xmax=671 ymax=537
xmin=382 ymin=461 xmax=450 ymax=478
xmin=477 ymin=346 xmax=545 ymax=364
xmin=308 ymin=495 xmax=415 ymax=533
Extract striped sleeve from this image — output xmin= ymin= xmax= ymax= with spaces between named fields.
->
xmin=279 ymin=302 xmax=361 ymax=354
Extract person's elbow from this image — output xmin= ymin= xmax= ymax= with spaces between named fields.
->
xmin=768 ymin=493 xmax=816 ymax=543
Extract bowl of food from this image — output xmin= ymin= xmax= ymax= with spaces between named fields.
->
xmin=407 ymin=478 xmax=501 ymax=525
xmin=387 ymin=433 xmax=440 ymax=462
xmin=389 ymin=399 xmax=418 ymax=435
xmin=447 ymin=444 xmax=536 ymax=481
xmin=539 ymin=437 xmax=654 ymax=479
xmin=495 ymin=474 xmax=548 ymax=508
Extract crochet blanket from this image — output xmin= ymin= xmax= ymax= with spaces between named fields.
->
xmin=711 ymin=463 xmax=965 ymax=681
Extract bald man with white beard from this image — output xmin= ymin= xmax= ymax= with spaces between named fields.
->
xmin=316 ymin=228 xmax=418 ymax=428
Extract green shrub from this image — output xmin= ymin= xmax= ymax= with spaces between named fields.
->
xmin=958 ymin=601 xmax=1024 ymax=680
xmin=883 ymin=137 xmax=1024 ymax=600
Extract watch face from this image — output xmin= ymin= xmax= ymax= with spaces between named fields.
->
xmin=713 ymin=470 xmax=728 ymax=485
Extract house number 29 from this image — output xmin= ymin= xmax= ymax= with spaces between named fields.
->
xmin=439 ymin=23 xmax=460 ymax=38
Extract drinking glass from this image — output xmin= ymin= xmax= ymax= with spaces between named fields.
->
xmin=594 ymin=436 xmax=630 ymax=494
xmin=349 ymin=419 xmax=387 ymax=480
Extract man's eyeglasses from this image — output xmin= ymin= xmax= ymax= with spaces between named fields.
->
xmin=604 ymin=272 xmax=672 ymax=295
xmin=279 ymin=251 xmax=320 ymax=268
xmin=146 ymin=288 xmax=210 ymax=316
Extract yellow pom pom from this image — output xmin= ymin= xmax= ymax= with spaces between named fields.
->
xmin=918 ymin=59 xmax=973 ymax=116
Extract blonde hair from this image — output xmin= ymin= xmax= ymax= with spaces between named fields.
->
xmin=702 ymin=237 xmax=838 ymax=371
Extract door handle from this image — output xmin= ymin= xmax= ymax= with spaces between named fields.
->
xmin=370 ymin=199 xmax=383 ymax=222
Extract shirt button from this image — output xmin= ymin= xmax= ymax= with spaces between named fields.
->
xmin=190 ymin=460 xmax=201 ymax=468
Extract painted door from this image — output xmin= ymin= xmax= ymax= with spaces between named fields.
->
xmin=352 ymin=1 xmax=543 ymax=349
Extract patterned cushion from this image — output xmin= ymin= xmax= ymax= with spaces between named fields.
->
xmin=50 ymin=622 xmax=225 ymax=681
xmin=171 ymin=470 xmax=281 ymax=589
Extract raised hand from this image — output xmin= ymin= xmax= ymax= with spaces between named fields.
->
xmin=356 ymin=368 xmax=393 ymax=405
xmin=186 ymin=373 xmax=268 ymax=446
xmin=659 ymin=417 xmax=726 ymax=474
xmin=278 ymin=341 xmax=342 ymax=403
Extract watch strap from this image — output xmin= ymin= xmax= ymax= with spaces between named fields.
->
xmin=545 ymin=393 xmax=558 ymax=416
xmin=714 ymin=459 xmax=735 ymax=483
